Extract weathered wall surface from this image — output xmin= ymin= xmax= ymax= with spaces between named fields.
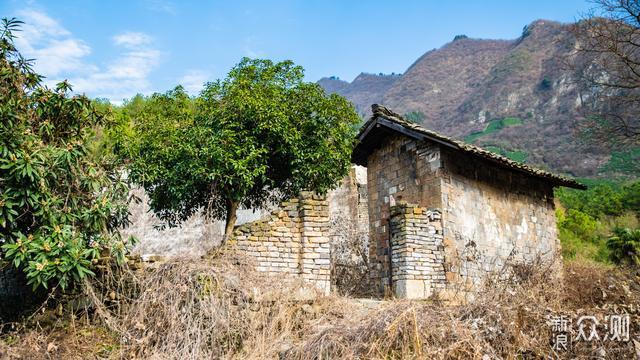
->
xmin=366 ymin=134 xmax=442 ymax=294
xmin=233 ymin=193 xmax=331 ymax=294
xmin=121 ymin=188 xmax=269 ymax=258
xmin=328 ymin=166 xmax=370 ymax=294
xmin=439 ymin=148 xmax=560 ymax=291
xmin=366 ymin=135 xmax=561 ymax=298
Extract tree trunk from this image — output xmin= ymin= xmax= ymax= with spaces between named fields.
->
xmin=223 ymin=199 xmax=239 ymax=244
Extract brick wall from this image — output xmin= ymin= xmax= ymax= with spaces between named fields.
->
xmin=233 ymin=192 xmax=331 ymax=294
xmin=366 ymin=134 xmax=442 ymax=295
xmin=389 ymin=203 xmax=446 ymax=298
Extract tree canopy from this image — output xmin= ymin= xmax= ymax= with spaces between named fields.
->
xmin=0 ymin=18 xmax=132 ymax=290
xmin=119 ymin=58 xmax=360 ymax=240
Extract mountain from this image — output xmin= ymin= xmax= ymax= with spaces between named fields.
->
xmin=318 ymin=73 xmax=401 ymax=115
xmin=319 ymin=20 xmax=639 ymax=178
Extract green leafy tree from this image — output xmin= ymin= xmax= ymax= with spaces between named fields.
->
xmin=121 ymin=58 xmax=359 ymax=241
xmin=607 ymin=227 xmax=640 ymax=266
xmin=0 ymin=18 xmax=132 ymax=290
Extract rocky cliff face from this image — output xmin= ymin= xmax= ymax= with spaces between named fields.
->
xmin=320 ymin=20 xmax=635 ymax=178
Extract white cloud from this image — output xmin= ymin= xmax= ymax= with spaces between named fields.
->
xmin=14 ymin=9 xmax=90 ymax=78
xmin=113 ymin=32 xmax=153 ymax=48
xmin=67 ymin=37 xmax=161 ymax=104
xmin=31 ymin=39 xmax=92 ymax=76
xmin=12 ymin=9 xmax=162 ymax=104
xmin=178 ymin=70 xmax=210 ymax=94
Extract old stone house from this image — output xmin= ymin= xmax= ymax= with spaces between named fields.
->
xmin=229 ymin=104 xmax=585 ymax=299
xmin=351 ymin=104 xmax=585 ymax=298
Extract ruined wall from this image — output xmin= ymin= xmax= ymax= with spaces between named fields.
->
xmin=366 ymin=134 xmax=442 ymax=294
xmin=233 ymin=193 xmax=331 ymax=294
xmin=328 ymin=166 xmax=370 ymax=294
xmin=439 ymin=148 xmax=560 ymax=291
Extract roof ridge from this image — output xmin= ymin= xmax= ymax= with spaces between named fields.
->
xmin=362 ymin=104 xmax=585 ymax=189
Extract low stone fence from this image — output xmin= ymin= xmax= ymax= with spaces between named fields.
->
xmin=233 ymin=192 xmax=331 ymax=294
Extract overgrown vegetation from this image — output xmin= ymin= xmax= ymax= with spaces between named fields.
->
xmin=0 ymin=18 xmax=133 ymax=291
xmin=556 ymin=179 xmax=640 ymax=264
xmin=1 ymin=257 xmax=638 ymax=358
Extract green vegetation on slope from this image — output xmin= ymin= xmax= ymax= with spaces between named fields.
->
xmin=464 ymin=117 xmax=523 ymax=143
xmin=484 ymin=145 xmax=528 ymax=162
xmin=556 ymin=180 xmax=640 ymax=265
xmin=403 ymin=111 xmax=426 ymax=123
xmin=599 ymin=147 xmax=640 ymax=175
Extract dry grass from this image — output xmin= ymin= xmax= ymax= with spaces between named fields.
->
xmin=288 ymin=261 xmax=640 ymax=359
xmin=1 ymin=257 xmax=639 ymax=359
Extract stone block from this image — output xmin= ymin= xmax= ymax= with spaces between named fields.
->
xmin=393 ymin=279 xmax=431 ymax=299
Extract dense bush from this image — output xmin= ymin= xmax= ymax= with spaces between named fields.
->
xmin=607 ymin=227 xmax=640 ymax=266
xmin=556 ymin=180 xmax=640 ymax=265
xmin=0 ymin=18 xmax=133 ymax=290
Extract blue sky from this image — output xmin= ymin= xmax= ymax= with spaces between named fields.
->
xmin=1 ymin=0 xmax=592 ymax=104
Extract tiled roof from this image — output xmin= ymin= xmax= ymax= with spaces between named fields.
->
xmin=352 ymin=104 xmax=586 ymax=189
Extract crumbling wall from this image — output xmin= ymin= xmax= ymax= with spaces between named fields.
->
xmin=121 ymin=188 xmax=269 ymax=258
xmin=328 ymin=166 xmax=370 ymax=295
xmin=389 ymin=203 xmax=446 ymax=299
xmin=366 ymin=134 xmax=442 ymax=295
xmin=233 ymin=192 xmax=331 ymax=294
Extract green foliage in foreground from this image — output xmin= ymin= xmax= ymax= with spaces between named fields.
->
xmin=0 ymin=18 xmax=133 ymax=290
xmin=556 ymin=180 xmax=640 ymax=265
xmin=463 ymin=117 xmax=522 ymax=143
xmin=116 ymin=58 xmax=360 ymax=240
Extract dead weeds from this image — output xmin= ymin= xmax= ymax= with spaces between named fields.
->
xmin=1 ymin=257 xmax=639 ymax=359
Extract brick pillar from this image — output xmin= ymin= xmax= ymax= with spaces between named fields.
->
xmin=389 ymin=202 xmax=446 ymax=299
xmin=299 ymin=191 xmax=331 ymax=294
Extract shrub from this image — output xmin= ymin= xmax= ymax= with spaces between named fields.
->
xmin=0 ymin=18 xmax=133 ymax=290
xmin=607 ymin=227 xmax=640 ymax=266
xmin=539 ymin=78 xmax=552 ymax=90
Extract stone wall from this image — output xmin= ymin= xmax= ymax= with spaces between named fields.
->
xmin=366 ymin=134 xmax=561 ymax=298
xmin=389 ymin=203 xmax=446 ymax=299
xmin=366 ymin=134 xmax=442 ymax=294
xmin=439 ymin=147 xmax=560 ymax=291
xmin=233 ymin=192 xmax=331 ymax=294
xmin=122 ymin=187 xmax=269 ymax=258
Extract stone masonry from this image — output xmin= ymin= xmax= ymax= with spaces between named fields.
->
xmin=233 ymin=192 xmax=331 ymax=294
xmin=389 ymin=203 xmax=446 ymax=298
xmin=352 ymin=105 xmax=585 ymax=299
